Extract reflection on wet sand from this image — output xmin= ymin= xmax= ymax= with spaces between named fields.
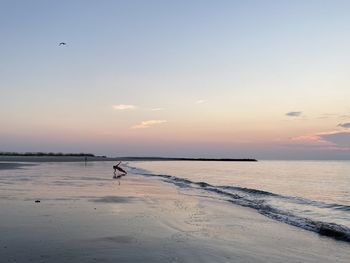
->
xmin=0 ymin=161 xmax=349 ymax=263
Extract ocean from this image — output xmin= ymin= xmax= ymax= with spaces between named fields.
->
xmin=128 ymin=160 xmax=350 ymax=242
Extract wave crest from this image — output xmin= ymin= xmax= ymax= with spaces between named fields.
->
xmin=127 ymin=165 xmax=350 ymax=242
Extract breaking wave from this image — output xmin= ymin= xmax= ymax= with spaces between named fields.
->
xmin=127 ymin=165 xmax=350 ymax=242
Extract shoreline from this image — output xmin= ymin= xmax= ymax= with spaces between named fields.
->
xmin=0 ymin=156 xmax=257 ymax=162
xmin=0 ymin=156 xmax=120 ymax=162
xmin=0 ymin=161 xmax=349 ymax=262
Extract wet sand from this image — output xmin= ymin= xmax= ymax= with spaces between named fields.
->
xmin=0 ymin=162 xmax=37 ymax=170
xmin=0 ymin=156 xmax=119 ymax=162
xmin=0 ymin=162 xmax=349 ymax=262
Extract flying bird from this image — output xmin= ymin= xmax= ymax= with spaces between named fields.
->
xmin=59 ymin=42 xmax=67 ymax=46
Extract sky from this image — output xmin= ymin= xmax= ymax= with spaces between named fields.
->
xmin=1 ymin=0 xmax=350 ymax=159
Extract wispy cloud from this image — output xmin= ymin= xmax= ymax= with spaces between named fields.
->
xmin=291 ymin=129 xmax=350 ymax=150
xmin=196 ymin=99 xmax=206 ymax=104
xmin=286 ymin=111 xmax=302 ymax=117
xmin=291 ymin=133 xmax=333 ymax=146
xmin=340 ymin=114 xmax=350 ymax=119
xmin=132 ymin=120 xmax=167 ymax=129
xmin=320 ymin=132 xmax=350 ymax=150
xmin=112 ymin=105 xmax=165 ymax=111
xmin=338 ymin=122 xmax=350 ymax=129
xmin=317 ymin=113 xmax=338 ymax=119
xmin=318 ymin=113 xmax=350 ymax=120
xmin=112 ymin=104 xmax=137 ymax=110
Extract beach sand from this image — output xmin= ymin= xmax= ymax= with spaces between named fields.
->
xmin=0 ymin=162 xmax=349 ymax=262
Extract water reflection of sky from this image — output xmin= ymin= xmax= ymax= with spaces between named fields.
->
xmin=0 ymin=162 xmax=128 ymax=201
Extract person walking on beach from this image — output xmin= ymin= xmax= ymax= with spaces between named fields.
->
xmin=113 ymin=161 xmax=127 ymax=175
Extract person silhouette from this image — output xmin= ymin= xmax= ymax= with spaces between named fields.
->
xmin=113 ymin=161 xmax=127 ymax=175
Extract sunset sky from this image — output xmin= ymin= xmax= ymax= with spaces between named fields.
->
xmin=1 ymin=0 xmax=350 ymax=159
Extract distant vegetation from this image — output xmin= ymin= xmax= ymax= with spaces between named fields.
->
xmin=0 ymin=153 xmax=256 ymax=161
xmin=118 ymin=157 xmax=258 ymax=162
xmin=0 ymin=152 xmax=96 ymax=157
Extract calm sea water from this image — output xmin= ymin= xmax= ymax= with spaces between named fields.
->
xmin=128 ymin=160 xmax=350 ymax=241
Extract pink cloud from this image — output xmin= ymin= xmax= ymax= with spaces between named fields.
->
xmin=290 ymin=130 xmax=350 ymax=151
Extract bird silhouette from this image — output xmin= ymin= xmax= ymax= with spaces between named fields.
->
xmin=59 ymin=42 xmax=67 ymax=46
